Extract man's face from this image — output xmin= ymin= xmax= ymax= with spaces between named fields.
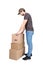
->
xmin=20 ymin=11 xmax=25 ymax=16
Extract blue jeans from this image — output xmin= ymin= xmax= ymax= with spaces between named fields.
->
xmin=26 ymin=31 xmax=34 ymax=57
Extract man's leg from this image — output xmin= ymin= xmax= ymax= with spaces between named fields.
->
xmin=26 ymin=31 xmax=33 ymax=57
xmin=23 ymin=31 xmax=34 ymax=60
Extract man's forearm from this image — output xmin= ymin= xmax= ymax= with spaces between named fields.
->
xmin=18 ymin=29 xmax=24 ymax=33
xmin=17 ymin=26 xmax=25 ymax=34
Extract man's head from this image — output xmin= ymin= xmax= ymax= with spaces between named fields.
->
xmin=18 ymin=8 xmax=26 ymax=16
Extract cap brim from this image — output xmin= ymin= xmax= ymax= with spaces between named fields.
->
xmin=18 ymin=13 xmax=20 ymax=15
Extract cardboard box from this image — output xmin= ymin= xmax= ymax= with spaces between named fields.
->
xmin=9 ymin=47 xmax=25 ymax=60
xmin=12 ymin=33 xmax=24 ymax=44
xmin=11 ymin=43 xmax=24 ymax=50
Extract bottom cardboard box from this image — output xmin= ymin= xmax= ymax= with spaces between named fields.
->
xmin=9 ymin=47 xmax=25 ymax=60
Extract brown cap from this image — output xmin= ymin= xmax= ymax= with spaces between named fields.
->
xmin=18 ymin=8 xmax=25 ymax=15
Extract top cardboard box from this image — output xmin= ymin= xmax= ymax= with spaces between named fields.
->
xmin=12 ymin=33 xmax=24 ymax=44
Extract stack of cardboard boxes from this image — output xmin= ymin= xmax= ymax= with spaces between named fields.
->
xmin=9 ymin=33 xmax=25 ymax=60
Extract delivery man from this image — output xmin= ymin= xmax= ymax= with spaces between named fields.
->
xmin=16 ymin=8 xmax=34 ymax=60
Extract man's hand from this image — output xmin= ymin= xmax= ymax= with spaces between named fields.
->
xmin=15 ymin=32 xmax=20 ymax=35
xmin=15 ymin=31 xmax=23 ymax=35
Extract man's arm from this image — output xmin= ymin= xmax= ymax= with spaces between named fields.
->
xmin=16 ymin=20 xmax=27 ymax=34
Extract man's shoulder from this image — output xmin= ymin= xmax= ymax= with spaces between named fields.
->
xmin=25 ymin=13 xmax=31 ymax=17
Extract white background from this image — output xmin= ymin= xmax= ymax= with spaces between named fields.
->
xmin=0 ymin=0 xmax=43 ymax=65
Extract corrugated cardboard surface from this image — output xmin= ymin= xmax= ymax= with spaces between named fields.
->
xmin=11 ymin=43 xmax=25 ymax=50
xmin=12 ymin=34 xmax=24 ymax=43
xmin=9 ymin=47 xmax=25 ymax=60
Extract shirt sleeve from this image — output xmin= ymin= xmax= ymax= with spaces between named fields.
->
xmin=24 ymin=14 xmax=29 ymax=20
